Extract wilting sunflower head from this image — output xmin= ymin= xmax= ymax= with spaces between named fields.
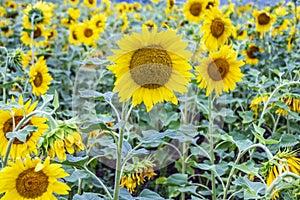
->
xmin=261 ymin=149 xmax=300 ymax=199
xmin=0 ymin=156 xmax=70 ymax=199
xmin=195 ymin=45 xmax=244 ymax=97
xmin=183 ymin=0 xmax=207 ymax=23
xmin=276 ymin=93 xmax=300 ymax=115
xmin=121 ymin=156 xmax=156 ymax=194
xmin=42 ymin=121 xmax=85 ymax=162
xmin=253 ymin=9 xmax=276 ymax=33
xmin=107 ymin=28 xmax=193 ymax=111
xmin=0 ymin=95 xmax=48 ymax=159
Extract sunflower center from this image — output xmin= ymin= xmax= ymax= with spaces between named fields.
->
xmin=96 ymin=20 xmax=102 ymax=27
xmin=258 ymin=13 xmax=270 ymax=25
xmin=88 ymin=0 xmax=94 ymax=4
xmin=1 ymin=26 xmax=9 ymax=33
xmin=211 ymin=19 xmax=225 ymax=38
xmin=189 ymin=3 xmax=202 ymax=17
xmin=33 ymin=27 xmax=42 ymax=39
xmin=33 ymin=72 xmax=43 ymax=87
xmin=84 ymin=28 xmax=93 ymax=38
xmin=247 ymin=46 xmax=259 ymax=59
xmin=207 ymin=58 xmax=229 ymax=81
xmin=169 ymin=0 xmax=175 ymax=7
xmin=129 ymin=45 xmax=172 ymax=89
xmin=16 ymin=168 xmax=49 ymax=199
xmin=3 ymin=116 xmax=32 ymax=144
xmin=72 ymin=30 xmax=78 ymax=40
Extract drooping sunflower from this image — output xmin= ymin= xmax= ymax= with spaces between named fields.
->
xmin=276 ymin=94 xmax=300 ymax=116
xmin=195 ymin=45 xmax=244 ymax=97
xmin=243 ymin=44 xmax=264 ymax=65
xmin=76 ymin=21 xmax=100 ymax=46
xmin=183 ymin=0 xmax=207 ymax=23
xmin=20 ymin=24 xmax=50 ymax=47
xmin=108 ymin=28 xmax=193 ymax=111
xmin=22 ymin=1 xmax=53 ymax=26
xmin=83 ymin=0 xmax=97 ymax=8
xmin=262 ymin=150 xmax=300 ymax=199
xmin=249 ymin=94 xmax=269 ymax=118
xmin=200 ymin=8 xmax=233 ymax=51
xmin=253 ymin=9 xmax=276 ymax=33
xmin=0 ymin=96 xmax=48 ymax=159
xmin=29 ymin=57 xmax=53 ymax=96
xmin=0 ymin=156 xmax=70 ymax=199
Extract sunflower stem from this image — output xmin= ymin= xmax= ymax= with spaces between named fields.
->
xmin=113 ymin=101 xmax=130 ymax=200
xmin=0 ymin=46 xmax=8 ymax=103
xmin=208 ymin=94 xmax=216 ymax=200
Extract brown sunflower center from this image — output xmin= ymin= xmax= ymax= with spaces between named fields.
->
xmin=88 ymin=0 xmax=94 ymax=4
xmin=72 ymin=31 xmax=78 ymax=40
xmin=84 ymin=28 xmax=93 ymax=38
xmin=169 ymin=0 xmax=175 ymax=7
xmin=238 ymin=30 xmax=244 ymax=36
xmin=207 ymin=58 xmax=229 ymax=81
xmin=211 ymin=19 xmax=225 ymax=38
xmin=96 ymin=20 xmax=102 ymax=27
xmin=1 ymin=26 xmax=9 ymax=33
xmin=3 ymin=116 xmax=32 ymax=144
xmin=16 ymin=168 xmax=49 ymax=199
xmin=247 ymin=46 xmax=259 ymax=59
xmin=33 ymin=27 xmax=42 ymax=39
xmin=33 ymin=72 xmax=43 ymax=87
xmin=189 ymin=3 xmax=202 ymax=17
xmin=129 ymin=45 xmax=172 ymax=89
xmin=257 ymin=13 xmax=270 ymax=25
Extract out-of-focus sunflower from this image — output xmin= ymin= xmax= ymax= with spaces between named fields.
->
xmin=142 ymin=20 xmax=157 ymax=31
xmin=151 ymin=0 xmax=162 ymax=4
xmin=0 ymin=20 xmax=13 ymax=37
xmin=76 ymin=21 xmax=100 ymax=46
xmin=200 ymin=8 xmax=233 ymax=51
xmin=4 ymin=1 xmax=17 ymax=10
xmin=21 ymin=50 xmax=37 ymax=68
xmin=166 ymin=0 xmax=175 ymax=14
xmin=272 ymin=19 xmax=291 ymax=36
xmin=83 ymin=0 xmax=97 ymax=8
xmin=243 ymin=44 xmax=264 ymax=65
xmin=90 ymin=14 xmax=106 ymax=33
xmin=253 ymin=9 xmax=276 ymax=33
xmin=195 ymin=45 xmax=244 ymax=97
xmin=0 ymin=157 xmax=70 ymax=199
xmin=108 ymin=28 xmax=193 ymax=111
xmin=205 ymin=0 xmax=219 ymax=10
xmin=262 ymin=149 xmax=300 ymax=199
xmin=249 ymin=94 xmax=269 ymax=118
xmin=183 ymin=0 xmax=207 ymax=23
xmin=23 ymin=1 xmax=52 ymax=26
xmin=69 ymin=24 xmax=81 ymax=45
xmin=29 ymin=57 xmax=53 ymax=96
xmin=0 ymin=96 xmax=48 ymax=159
xmin=69 ymin=0 xmax=79 ymax=5
xmin=20 ymin=24 xmax=50 ymax=47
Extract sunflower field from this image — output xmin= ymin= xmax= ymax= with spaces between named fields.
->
xmin=0 ymin=0 xmax=300 ymax=199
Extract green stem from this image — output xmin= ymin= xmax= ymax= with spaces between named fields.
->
xmin=0 ymin=47 xmax=8 ymax=103
xmin=223 ymin=143 xmax=273 ymax=199
xmin=84 ymin=166 xmax=113 ymax=200
xmin=208 ymin=94 xmax=216 ymax=200
xmin=181 ymin=98 xmax=189 ymax=200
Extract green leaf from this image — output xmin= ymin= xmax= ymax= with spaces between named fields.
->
xmin=6 ymin=125 xmax=38 ymax=143
xmin=253 ymin=124 xmax=265 ymax=135
xmin=60 ymin=155 xmax=89 ymax=169
xmin=41 ymin=94 xmax=53 ymax=104
xmin=229 ymin=161 xmax=259 ymax=176
xmin=65 ymin=170 xmax=90 ymax=182
xmin=238 ymin=111 xmax=254 ymax=123
xmin=279 ymin=134 xmax=298 ymax=147
xmin=164 ymin=174 xmax=188 ymax=187
xmin=137 ymin=189 xmax=165 ymax=200
xmin=73 ymin=193 xmax=104 ymax=200
xmin=155 ymin=177 xmax=167 ymax=184
xmin=52 ymin=90 xmax=59 ymax=110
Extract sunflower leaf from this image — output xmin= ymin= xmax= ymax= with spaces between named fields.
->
xmin=6 ymin=125 xmax=37 ymax=143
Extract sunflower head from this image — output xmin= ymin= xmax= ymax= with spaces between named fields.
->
xmin=23 ymin=2 xmax=52 ymax=26
xmin=107 ymin=28 xmax=193 ymax=111
xmin=253 ymin=9 xmax=276 ymax=32
xmin=183 ymin=0 xmax=207 ymax=23
xmin=195 ymin=45 xmax=244 ymax=97
xmin=244 ymin=44 xmax=264 ymax=65
xmin=0 ymin=156 xmax=70 ymax=199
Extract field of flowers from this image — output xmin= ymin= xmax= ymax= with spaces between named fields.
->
xmin=0 ymin=0 xmax=300 ymax=199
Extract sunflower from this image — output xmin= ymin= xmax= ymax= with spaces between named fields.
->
xmin=205 ymin=0 xmax=219 ymax=10
xmin=0 ymin=156 xmax=70 ymax=199
xmin=0 ymin=96 xmax=48 ymax=159
xmin=183 ymin=0 xmax=207 ymax=23
xmin=253 ymin=9 xmax=276 ymax=33
xmin=90 ymin=13 xmax=106 ymax=33
xmin=76 ymin=21 xmax=100 ymax=46
xmin=200 ymin=8 xmax=233 ymax=51
xmin=83 ymin=0 xmax=97 ymax=8
xmin=69 ymin=0 xmax=79 ymax=5
xmin=4 ymin=1 xmax=17 ymax=10
xmin=0 ymin=20 xmax=13 ymax=37
xmin=166 ymin=0 xmax=175 ymax=14
xmin=107 ymin=28 xmax=193 ymax=111
xmin=69 ymin=24 xmax=81 ymax=45
xmin=22 ymin=1 xmax=52 ymax=26
xmin=0 ymin=6 xmax=6 ymax=17
xmin=195 ymin=45 xmax=244 ymax=97
xmin=142 ymin=20 xmax=157 ymax=31
xmin=29 ymin=57 xmax=53 ymax=96
xmin=244 ymin=44 xmax=264 ymax=65
xmin=276 ymin=94 xmax=300 ymax=116
xmin=262 ymin=150 xmax=300 ymax=199
xmin=21 ymin=50 xmax=37 ymax=68
xmin=20 ymin=24 xmax=50 ymax=47
xmin=249 ymin=94 xmax=269 ymax=118
xmin=151 ymin=0 xmax=162 ymax=4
